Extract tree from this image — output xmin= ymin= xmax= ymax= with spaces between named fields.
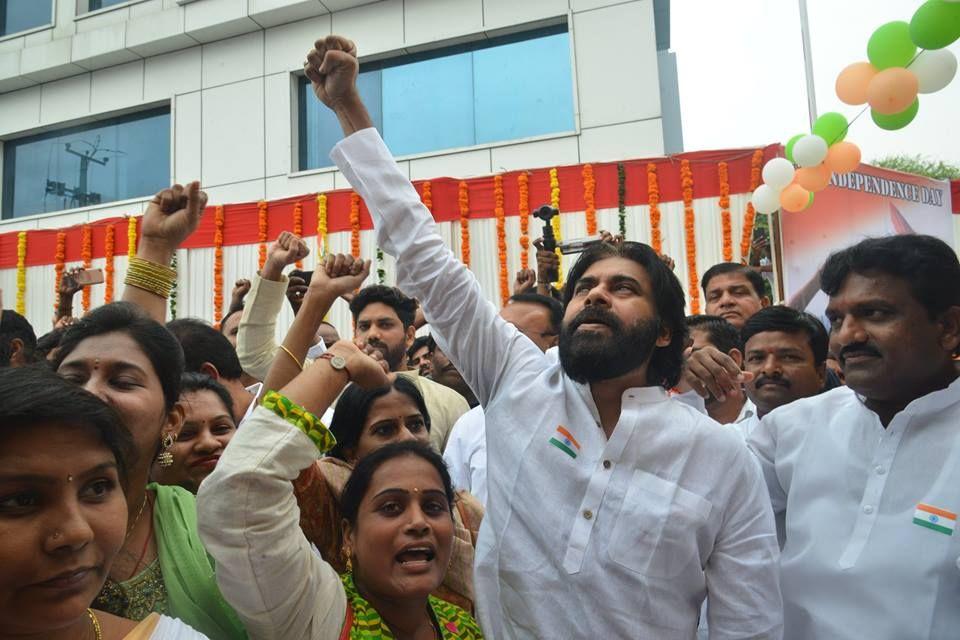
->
xmin=873 ymin=155 xmax=960 ymax=181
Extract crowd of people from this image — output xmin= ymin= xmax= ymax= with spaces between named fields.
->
xmin=1 ymin=34 xmax=959 ymax=640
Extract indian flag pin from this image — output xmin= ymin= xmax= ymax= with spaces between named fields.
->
xmin=913 ymin=503 xmax=956 ymax=536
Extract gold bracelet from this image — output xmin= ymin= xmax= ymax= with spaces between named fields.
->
xmin=125 ymin=256 xmax=176 ymax=298
xmin=278 ymin=344 xmax=304 ymax=370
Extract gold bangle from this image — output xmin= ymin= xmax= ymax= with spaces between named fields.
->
xmin=278 ymin=344 xmax=304 ymax=370
xmin=125 ymin=256 xmax=176 ymax=298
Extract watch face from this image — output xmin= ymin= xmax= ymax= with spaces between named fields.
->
xmin=330 ymin=355 xmax=347 ymax=370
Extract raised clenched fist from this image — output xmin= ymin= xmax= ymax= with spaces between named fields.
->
xmin=304 ymin=36 xmax=359 ymax=111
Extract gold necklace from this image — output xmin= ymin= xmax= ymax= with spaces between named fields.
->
xmin=87 ymin=608 xmax=102 ymax=640
xmin=125 ymin=494 xmax=148 ymax=540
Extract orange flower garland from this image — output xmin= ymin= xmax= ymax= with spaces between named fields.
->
xmin=549 ymin=168 xmax=563 ymax=287
xmin=719 ymin=162 xmax=733 ymax=262
xmin=257 ymin=200 xmax=268 ymax=270
xmin=213 ymin=205 xmax=225 ymax=325
xmin=317 ymin=193 xmax=328 ymax=257
xmin=583 ymin=164 xmax=597 ymax=236
xmin=104 ymin=224 xmax=115 ymax=304
xmin=681 ymin=160 xmax=700 ymax=313
xmin=127 ymin=216 xmax=137 ymax=259
xmin=518 ymin=173 xmax=530 ymax=270
xmin=421 ymin=181 xmax=433 ymax=213
xmin=80 ymin=225 xmax=92 ymax=313
xmin=647 ymin=163 xmax=662 ymax=254
xmin=293 ymin=200 xmax=304 ymax=269
xmin=15 ymin=231 xmax=27 ymax=315
xmin=494 ymin=175 xmax=508 ymax=306
xmin=350 ymin=193 xmax=361 ymax=258
xmin=740 ymin=150 xmax=764 ymax=262
xmin=54 ymin=231 xmax=67 ymax=313
xmin=458 ymin=181 xmax=470 ymax=267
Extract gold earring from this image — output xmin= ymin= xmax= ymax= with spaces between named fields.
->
xmin=156 ymin=433 xmax=175 ymax=468
xmin=343 ymin=547 xmax=353 ymax=573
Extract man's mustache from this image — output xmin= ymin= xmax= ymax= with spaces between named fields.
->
xmin=570 ymin=307 xmax=622 ymax=332
xmin=839 ymin=343 xmax=881 ymax=364
xmin=755 ymin=375 xmax=790 ymax=389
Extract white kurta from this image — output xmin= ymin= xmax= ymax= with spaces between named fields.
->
xmin=332 ymin=128 xmax=782 ymax=639
xmin=749 ymin=380 xmax=960 ymax=639
xmin=443 ymin=405 xmax=488 ymax=506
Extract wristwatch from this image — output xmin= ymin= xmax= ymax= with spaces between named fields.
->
xmin=319 ymin=352 xmax=351 ymax=380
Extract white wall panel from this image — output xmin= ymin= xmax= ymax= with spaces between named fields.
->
xmin=263 ymin=73 xmax=293 ymax=177
xmin=482 ymin=0 xmax=568 ymax=31
xmin=0 ymin=86 xmax=42 ymax=137
xmin=264 ymin=15 xmax=330 ymax=75
xmin=201 ymin=31 xmax=264 ymax=88
xmin=404 ymin=0 xmax=484 ymax=47
xmin=90 ymin=60 xmax=145 ymax=113
xmin=409 ymin=148 xmax=491 ymax=181
xmin=201 ymin=78 xmax=264 ymax=186
xmin=143 ymin=47 xmax=202 ymax=102
xmin=40 ymin=74 xmax=91 ymax=125
xmin=330 ymin=0 xmax=404 ymax=58
xmin=265 ymin=171 xmax=335 ymax=200
xmin=578 ymin=119 xmax=664 ymax=162
xmin=174 ymin=91 xmax=203 ymax=183
xmin=490 ymin=136 xmax=580 ymax=173
xmin=202 ymin=178 xmax=266 ymax=204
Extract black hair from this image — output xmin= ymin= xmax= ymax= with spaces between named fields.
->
xmin=340 ymin=441 xmax=455 ymax=527
xmin=35 ymin=327 xmax=67 ymax=360
xmin=686 ymin=315 xmax=741 ymax=355
xmin=407 ymin=335 xmax=434 ymax=359
xmin=53 ymin=302 xmax=185 ymax=413
xmin=508 ymin=293 xmax=563 ymax=333
xmin=220 ymin=308 xmax=242 ymax=333
xmin=562 ymin=241 xmax=688 ymax=388
xmin=740 ymin=305 xmax=829 ymax=366
xmin=167 ymin=318 xmax=244 ymax=381
xmin=820 ymin=234 xmax=960 ymax=320
xmin=700 ymin=262 xmax=767 ymax=300
xmin=180 ymin=372 xmax=237 ymax=424
xmin=0 ymin=310 xmax=37 ymax=366
xmin=329 ymin=376 xmax=431 ymax=461
xmin=0 ymin=365 xmax=136 ymax=486
xmin=349 ymin=285 xmax=419 ymax=329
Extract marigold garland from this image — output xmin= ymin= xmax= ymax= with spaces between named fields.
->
xmin=104 ymin=225 xmax=115 ymax=304
xmin=681 ymin=160 xmax=700 ymax=314
xmin=718 ymin=162 xmax=733 ymax=262
xmin=350 ymin=193 xmax=361 ymax=258
xmin=317 ymin=193 xmax=328 ymax=257
xmin=169 ymin=253 xmax=178 ymax=319
xmin=458 ymin=181 xmax=470 ymax=267
xmin=54 ymin=231 xmax=67 ymax=313
xmin=494 ymin=175 xmax=509 ymax=306
xmin=740 ymin=150 xmax=764 ymax=263
xmin=617 ymin=163 xmax=627 ymax=237
xmin=583 ymin=164 xmax=597 ymax=236
xmin=421 ymin=181 xmax=433 ymax=212
xmin=647 ymin=163 xmax=662 ymax=254
xmin=213 ymin=205 xmax=225 ymax=325
xmin=15 ymin=231 xmax=27 ymax=315
xmin=293 ymin=201 xmax=304 ymax=269
xmin=549 ymin=168 xmax=563 ymax=287
xmin=257 ymin=200 xmax=268 ymax=270
xmin=80 ymin=225 xmax=92 ymax=313
xmin=127 ymin=216 xmax=137 ymax=259
xmin=518 ymin=173 xmax=530 ymax=270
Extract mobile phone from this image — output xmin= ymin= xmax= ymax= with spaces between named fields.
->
xmin=289 ymin=269 xmax=313 ymax=286
xmin=75 ymin=268 xmax=105 ymax=286
xmin=558 ymin=236 xmax=604 ymax=255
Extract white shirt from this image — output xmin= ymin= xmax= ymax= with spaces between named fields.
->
xmin=726 ymin=398 xmax=758 ymax=441
xmin=333 ymin=128 xmax=782 ymax=640
xmin=748 ymin=380 xmax=960 ymax=640
xmin=237 ymin=382 xmax=263 ymax=428
xmin=443 ymin=405 xmax=488 ymax=505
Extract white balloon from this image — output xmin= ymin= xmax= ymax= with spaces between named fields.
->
xmin=912 ymin=49 xmax=958 ymax=94
xmin=762 ymin=158 xmax=796 ymax=190
xmin=752 ymin=184 xmax=781 ymax=214
xmin=792 ymin=135 xmax=828 ymax=168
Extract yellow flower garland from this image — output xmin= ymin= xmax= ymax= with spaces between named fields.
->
xmin=317 ymin=193 xmax=328 ymax=257
xmin=549 ymin=168 xmax=563 ymax=287
xmin=15 ymin=231 xmax=27 ymax=315
xmin=127 ymin=216 xmax=137 ymax=258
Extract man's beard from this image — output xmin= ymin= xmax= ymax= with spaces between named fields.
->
xmin=369 ymin=339 xmax=408 ymax=372
xmin=559 ymin=306 xmax=661 ymax=384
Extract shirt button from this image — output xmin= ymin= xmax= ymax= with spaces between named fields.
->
xmin=603 ymin=460 xmax=612 ymax=470
xmin=875 ymin=465 xmax=886 ymax=475
xmin=583 ymin=509 xmax=593 ymax=520
xmin=863 ymin=505 xmax=874 ymax=515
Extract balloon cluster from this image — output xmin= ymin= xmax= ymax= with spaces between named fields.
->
xmin=753 ymin=0 xmax=959 ymax=215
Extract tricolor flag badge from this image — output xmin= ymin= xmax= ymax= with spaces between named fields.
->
xmin=913 ymin=503 xmax=956 ymax=536
xmin=548 ymin=426 xmax=581 ymax=459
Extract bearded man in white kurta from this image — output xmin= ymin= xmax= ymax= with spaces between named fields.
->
xmin=304 ymin=36 xmax=783 ymax=639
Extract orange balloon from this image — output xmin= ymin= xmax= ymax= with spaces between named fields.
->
xmin=795 ymin=164 xmax=832 ymax=192
xmin=780 ymin=184 xmax=811 ymax=212
xmin=867 ymin=68 xmax=919 ymax=115
xmin=824 ymin=141 xmax=862 ymax=174
xmin=836 ymin=62 xmax=877 ymax=105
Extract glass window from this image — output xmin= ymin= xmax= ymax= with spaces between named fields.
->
xmin=2 ymin=107 xmax=171 ymax=219
xmin=298 ymin=25 xmax=575 ymax=170
xmin=87 ymin=0 xmax=131 ymax=12
xmin=1 ymin=0 xmax=52 ymax=37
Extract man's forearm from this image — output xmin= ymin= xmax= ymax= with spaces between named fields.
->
xmin=333 ymin=93 xmax=375 ymax=137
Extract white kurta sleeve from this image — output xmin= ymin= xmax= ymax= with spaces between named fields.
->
xmin=197 ymin=406 xmax=347 ymax=640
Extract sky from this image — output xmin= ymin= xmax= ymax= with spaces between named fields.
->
xmin=671 ymin=0 xmax=960 ymax=166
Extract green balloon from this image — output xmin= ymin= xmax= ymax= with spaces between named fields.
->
xmin=812 ymin=112 xmax=848 ymax=145
xmin=785 ymin=134 xmax=804 ymax=163
xmin=805 ymin=192 xmax=815 ymax=210
xmin=910 ymin=0 xmax=960 ymax=50
xmin=867 ymin=21 xmax=917 ymax=70
xmin=872 ymin=99 xmax=920 ymax=130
